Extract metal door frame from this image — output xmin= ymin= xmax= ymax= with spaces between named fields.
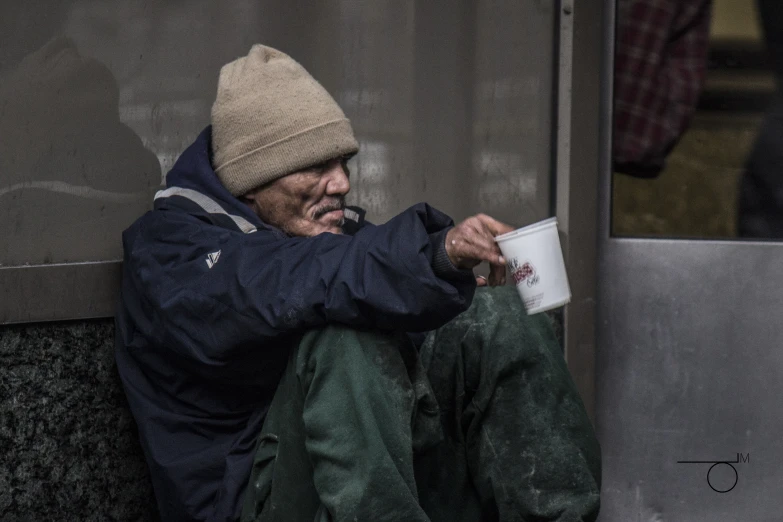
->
xmin=555 ymin=0 xmax=610 ymax=421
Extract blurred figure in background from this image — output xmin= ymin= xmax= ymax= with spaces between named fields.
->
xmin=737 ymin=0 xmax=783 ymax=238
xmin=613 ymin=0 xmax=713 ymax=178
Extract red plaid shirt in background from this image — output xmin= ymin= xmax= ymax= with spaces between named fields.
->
xmin=614 ymin=0 xmax=712 ymax=177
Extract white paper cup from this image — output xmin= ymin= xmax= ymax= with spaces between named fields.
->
xmin=494 ymin=217 xmax=571 ymax=314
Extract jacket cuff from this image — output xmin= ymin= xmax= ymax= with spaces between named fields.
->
xmin=429 ymin=228 xmax=468 ymax=280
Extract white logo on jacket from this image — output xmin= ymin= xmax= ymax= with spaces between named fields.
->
xmin=205 ymin=250 xmax=221 ymax=269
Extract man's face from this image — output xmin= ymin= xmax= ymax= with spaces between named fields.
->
xmin=243 ymin=155 xmax=352 ymax=237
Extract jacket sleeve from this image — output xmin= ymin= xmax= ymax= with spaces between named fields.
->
xmin=125 ymin=203 xmax=476 ymax=363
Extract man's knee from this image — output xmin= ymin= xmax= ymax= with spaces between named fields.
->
xmin=439 ymin=286 xmax=554 ymax=343
xmin=295 ymin=325 xmax=415 ymax=395
xmin=298 ymin=325 xmax=408 ymax=362
xmin=472 ymin=286 xmax=558 ymax=341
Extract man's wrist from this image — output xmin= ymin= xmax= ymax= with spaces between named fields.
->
xmin=430 ymin=228 xmax=468 ymax=279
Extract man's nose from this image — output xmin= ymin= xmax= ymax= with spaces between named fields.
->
xmin=325 ymin=162 xmax=350 ymax=195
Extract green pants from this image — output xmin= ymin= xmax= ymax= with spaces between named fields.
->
xmin=241 ymin=287 xmax=601 ymax=522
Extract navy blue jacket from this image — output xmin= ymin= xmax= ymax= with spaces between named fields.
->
xmin=114 ymin=127 xmax=476 ymax=521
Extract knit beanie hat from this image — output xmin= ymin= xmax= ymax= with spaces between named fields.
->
xmin=211 ymin=45 xmax=359 ymax=196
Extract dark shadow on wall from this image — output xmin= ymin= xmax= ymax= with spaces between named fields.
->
xmin=0 ymin=36 xmax=160 ymax=266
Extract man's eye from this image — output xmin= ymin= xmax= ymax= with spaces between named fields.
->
xmin=310 ymin=162 xmax=329 ymax=173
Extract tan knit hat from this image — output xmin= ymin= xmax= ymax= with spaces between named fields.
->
xmin=211 ymin=45 xmax=359 ymax=196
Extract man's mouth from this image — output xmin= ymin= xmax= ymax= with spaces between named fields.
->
xmin=321 ymin=209 xmax=344 ymax=220
xmin=314 ymin=200 xmax=345 ymax=220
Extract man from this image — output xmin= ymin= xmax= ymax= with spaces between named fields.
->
xmin=115 ymin=45 xmax=600 ymax=522
xmin=614 ymin=0 xmax=712 ymax=177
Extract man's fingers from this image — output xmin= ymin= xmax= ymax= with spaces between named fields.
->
xmin=476 ymin=213 xmax=515 ymax=237
xmin=465 ymin=215 xmax=512 ymax=263
xmin=453 ymin=225 xmax=504 ymax=260
xmin=465 ymin=234 xmax=502 ymax=259
xmin=455 ymin=240 xmax=504 ymax=266
xmin=449 ymin=215 xmax=513 ymax=270
xmin=488 ymin=262 xmax=506 ymax=286
xmin=450 ymin=215 xmax=513 ymax=287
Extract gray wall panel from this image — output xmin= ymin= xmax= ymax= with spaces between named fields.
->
xmin=597 ymin=240 xmax=783 ymax=521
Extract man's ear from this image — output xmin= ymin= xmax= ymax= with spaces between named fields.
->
xmin=240 ymin=190 xmax=256 ymax=208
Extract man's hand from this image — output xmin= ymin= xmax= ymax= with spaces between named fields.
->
xmin=445 ymin=214 xmax=514 ymax=287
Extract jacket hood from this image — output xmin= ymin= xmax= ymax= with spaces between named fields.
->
xmin=158 ymin=126 xmax=266 ymax=233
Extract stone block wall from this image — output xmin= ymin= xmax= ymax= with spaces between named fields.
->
xmin=0 ymin=320 xmax=158 ymax=521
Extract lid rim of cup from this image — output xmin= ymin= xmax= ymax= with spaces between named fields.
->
xmin=495 ymin=217 xmax=558 ymax=242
